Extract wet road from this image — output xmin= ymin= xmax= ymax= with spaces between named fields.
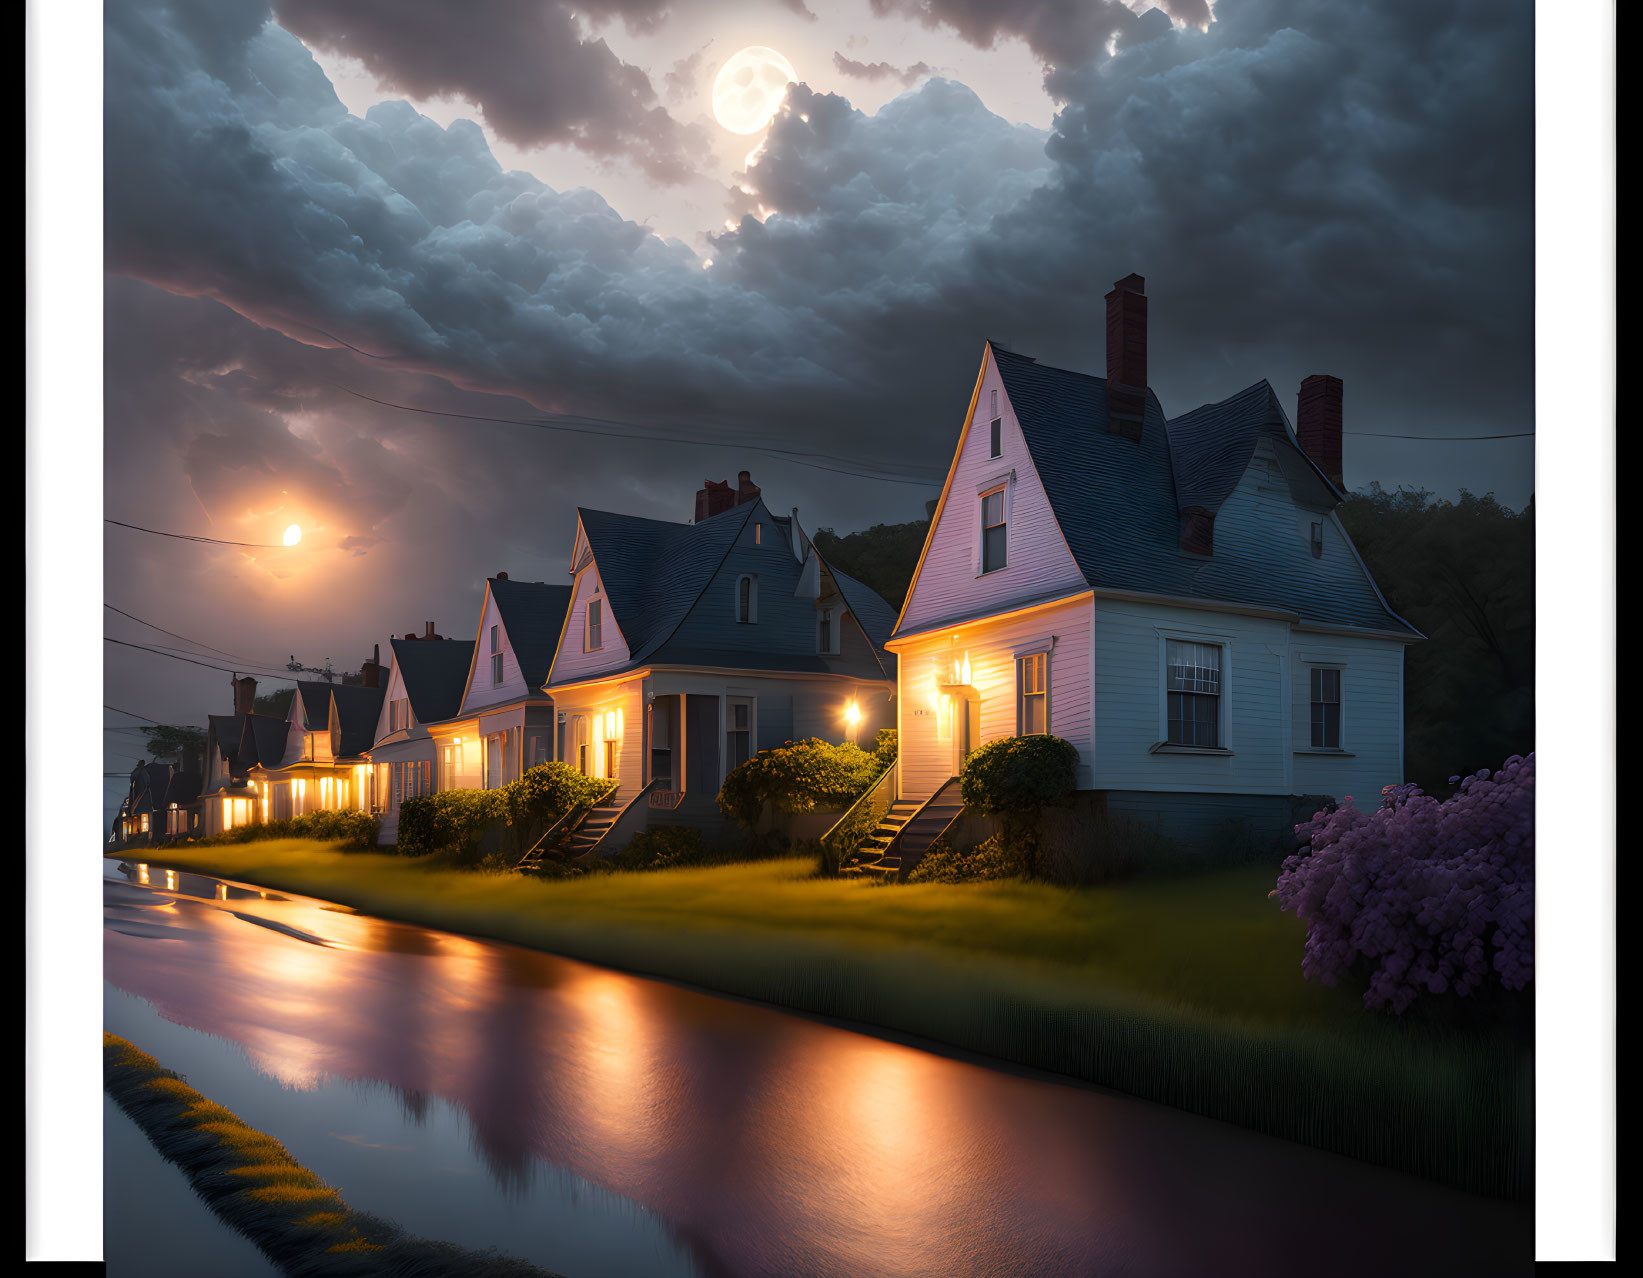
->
xmin=103 ymin=859 xmax=1532 ymax=1277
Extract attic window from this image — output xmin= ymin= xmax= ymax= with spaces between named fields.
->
xmin=586 ymin=598 xmax=603 ymax=651
xmin=1310 ymin=520 xmax=1324 ymax=558
xmin=989 ymin=389 xmax=1002 ymax=458
xmin=736 ymin=574 xmax=759 ymax=624
xmin=818 ymin=606 xmax=836 ymax=654
xmin=489 ymin=624 xmax=504 ymax=685
xmin=754 ymin=524 xmax=762 ymax=545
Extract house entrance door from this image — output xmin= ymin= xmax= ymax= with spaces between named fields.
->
xmin=953 ymin=694 xmax=980 ymax=773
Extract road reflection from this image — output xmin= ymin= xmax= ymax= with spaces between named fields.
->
xmin=104 ymin=861 xmax=1531 ymax=1278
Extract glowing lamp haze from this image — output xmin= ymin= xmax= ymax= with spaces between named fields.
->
xmin=282 ymin=524 xmax=302 ymax=546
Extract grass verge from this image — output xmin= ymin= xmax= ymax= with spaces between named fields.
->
xmin=103 ymin=1032 xmax=564 ymax=1276
xmin=115 ymin=842 xmax=1533 ymax=1200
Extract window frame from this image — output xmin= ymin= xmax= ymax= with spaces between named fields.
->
xmin=1309 ymin=520 xmax=1325 ymax=559
xmin=735 ymin=574 xmax=759 ymax=624
xmin=585 ymin=596 xmax=603 ymax=652
xmin=1155 ymin=631 xmax=1233 ymax=753
xmin=724 ymin=695 xmax=756 ymax=777
xmin=979 ymin=484 xmax=1008 ymax=575
xmin=1308 ymin=665 xmax=1344 ymax=750
xmin=489 ymin=624 xmax=504 ymax=685
xmin=1017 ymin=651 xmax=1049 ymax=735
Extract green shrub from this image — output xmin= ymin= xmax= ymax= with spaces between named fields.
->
xmin=906 ymin=833 xmax=1032 ymax=884
xmin=717 ymin=737 xmax=887 ymax=830
xmin=872 ymin=728 xmax=898 ymax=770
xmin=958 ymin=735 xmax=1079 ymax=814
xmin=397 ymin=763 xmax=610 ymax=862
xmin=196 ymin=810 xmax=379 ymax=851
xmin=613 ymin=824 xmax=707 ymax=871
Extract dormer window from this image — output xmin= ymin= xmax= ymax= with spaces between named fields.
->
xmin=489 ymin=624 xmax=504 ymax=685
xmin=754 ymin=523 xmax=762 ymax=546
xmin=736 ymin=574 xmax=758 ymax=624
xmin=586 ymin=597 xmax=603 ymax=651
xmin=989 ymin=389 xmax=1002 ymax=458
xmin=818 ymin=607 xmax=835 ymax=654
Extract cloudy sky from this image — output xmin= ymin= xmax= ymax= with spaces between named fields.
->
xmin=103 ymin=0 xmax=1535 ymax=811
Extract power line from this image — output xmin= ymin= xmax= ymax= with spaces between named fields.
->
xmin=104 ymin=604 xmax=264 ymax=663
xmin=103 ymin=636 xmax=296 ymax=680
xmin=1344 ymin=430 xmax=1534 ymax=440
xmin=103 ymin=704 xmax=205 ymax=728
xmin=105 ymin=518 xmax=288 ymax=548
xmin=333 ymin=385 xmax=948 ymax=487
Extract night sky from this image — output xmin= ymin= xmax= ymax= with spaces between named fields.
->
xmin=103 ymin=0 xmax=1535 ymax=816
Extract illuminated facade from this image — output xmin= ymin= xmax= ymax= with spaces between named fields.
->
xmin=888 ymin=280 xmax=1418 ymax=854
xmin=544 ymin=483 xmax=897 ymax=851
xmin=364 ymin=633 xmax=474 ymax=844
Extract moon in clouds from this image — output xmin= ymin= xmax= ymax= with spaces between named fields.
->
xmin=282 ymin=524 xmax=302 ymax=546
xmin=712 ymin=46 xmax=797 ymax=135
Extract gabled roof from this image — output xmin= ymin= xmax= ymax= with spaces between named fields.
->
xmin=987 ymin=344 xmax=1417 ymax=636
xmin=389 ymin=637 xmax=475 ymax=724
xmin=293 ymin=682 xmax=334 ymax=732
xmin=573 ymin=500 xmax=757 ymax=667
xmin=238 ymin=713 xmax=290 ymax=769
xmin=487 ymin=577 xmax=573 ymax=691
xmin=1165 ymin=380 xmax=1340 ymax=514
xmin=162 ymin=770 xmax=201 ymax=808
xmin=329 ymin=683 xmax=387 ymax=757
xmin=823 ymin=563 xmax=899 ymax=678
xmin=208 ymin=714 xmax=246 ymax=762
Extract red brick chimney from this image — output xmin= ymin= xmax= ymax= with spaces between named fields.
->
xmin=735 ymin=470 xmax=761 ymax=506
xmin=1296 ymin=375 xmax=1344 ymax=488
xmin=1104 ymin=273 xmax=1147 ymax=440
xmin=232 ymin=674 xmax=257 ymax=716
xmin=695 ymin=478 xmax=737 ymax=522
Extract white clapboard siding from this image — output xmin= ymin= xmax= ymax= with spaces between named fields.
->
xmin=1090 ymin=598 xmax=1292 ymax=794
xmin=461 ymin=588 xmax=531 ymax=713
xmin=899 ymin=351 xmax=1087 ymax=637
xmin=370 ymin=659 xmax=410 ymax=746
xmin=898 ymin=597 xmax=1094 ymax=801
xmin=1290 ymin=630 xmax=1406 ymax=802
xmin=550 ymin=561 xmax=633 ymax=686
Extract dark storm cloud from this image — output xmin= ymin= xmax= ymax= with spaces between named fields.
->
xmin=867 ymin=0 xmax=1142 ymax=70
xmin=266 ymin=0 xmax=709 ymax=182
xmin=831 ymin=52 xmax=937 ymax=87
xmin=106 ymin=0 xmax=1534 ymax=523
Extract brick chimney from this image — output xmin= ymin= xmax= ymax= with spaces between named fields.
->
xmin=496 ymin=571 xmax=508 ymax=580
xmin=695 ymin=478 xmax=736 ymax=522
xmin=232 ymin=674 xmax=257 ymax=716
xmin=1104 ymin=273 xmax=1148 ymax=440
xmin=736 ymin=470 xmax=761 ymax=506
xmin=1296 ymin=375 xmax=1344 ymax=488
xmin=361 ymin=644 xmax=381 ymax=688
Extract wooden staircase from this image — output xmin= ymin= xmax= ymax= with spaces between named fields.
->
xmin=840 ymin=800 xmax=920 ymax=878
xmin=841 ymin=778 xmax=965 ymax=879
xmin=515 ymin=784 xmax=618 ymax=870
xmin=562 ymin=791 xmax=626 ymax=858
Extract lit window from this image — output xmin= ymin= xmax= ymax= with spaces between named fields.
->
xmin=755 ymin=524 xmax=762 ymax=545
xmin=981 ymin=488 xmax=1007 ymax=573
xmin=586 ymin=598 xmax=603 ymax=651
xmin=1310 ymin=668 xmax=1342 ymax=749
xmin=1166 ymin=640 xmax=1222 ymax=748
xmin=1018 ymin=653 xmax=1048 ymax=734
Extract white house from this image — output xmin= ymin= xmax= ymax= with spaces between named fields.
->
xmin=886 ymin=274 xmax=1420 ymax=856
xmin=543 ymin=473 xmax=899 ymax=852
xmin=243 ymin=674 xmax=385 ymax=826
xmin=364 ymin=631 xmax=475 ymax=844
xmin=424 ymin=578 xmax=570 ymax=794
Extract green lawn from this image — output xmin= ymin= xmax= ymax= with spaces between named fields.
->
xmin=111 ymin=841 xmax=1531 ymax=1200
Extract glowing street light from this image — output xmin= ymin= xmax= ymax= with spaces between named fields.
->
xmin=283 ymin=524 xmax=303 ymax=546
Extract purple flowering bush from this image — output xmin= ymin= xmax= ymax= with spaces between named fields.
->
xmin=1272 ymin=754 xmax=1534 ymax=1014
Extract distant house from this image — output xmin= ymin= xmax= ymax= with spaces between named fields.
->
xmin=198 ymin=677 xmax=286 ymax=837
xmin=246 ymin=670 xmax=386 ymax=822
xmin=543 ymin=473 xmax=898 ymax=851
xmin=365 ymin=630 xmax=475 ymax=844
xmin=887 ymin=274 xmax=1420 ymax=855
xmin=425 ymin=579 xmax=571 ymax=793
xmin=111 ymin=760 xmax=190 ymax=846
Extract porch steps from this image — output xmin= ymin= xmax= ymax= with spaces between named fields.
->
xmin=563 ymin=795 xmax=626 ymax=858
xmin=839 ymin=801 xmax=921 ymax=879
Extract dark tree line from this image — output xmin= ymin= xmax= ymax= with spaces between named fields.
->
xmin=816 ymin=487 xmax=1534 ymax=795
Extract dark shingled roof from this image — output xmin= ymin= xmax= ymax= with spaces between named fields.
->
xmin=573 ymin=501 xmax=756 ymax=666
xmin=329 ymin=684 xmax=387 ymax=757
xmin=239 ymin=713 xmax=290 ymax=769
xmin=488 ymin=577 xmax=573 ymax=691
xmin=390 ymin=637 xmax=475 ymax=724
xmin=824 ymin=563 xmax=899 ymax=678
xmin=208 ymin=714 xmax=246 ymax=763
xmin=986 ymin=344 xmax=1416 ymax=636
xmin=294 ymin=682 xmax=334 ymax=732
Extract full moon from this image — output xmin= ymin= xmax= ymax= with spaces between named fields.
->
xmin=282 ymin=524 xmax=302 ymax=546
xmin=712 ymin=46 xmax=796 ymax=135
